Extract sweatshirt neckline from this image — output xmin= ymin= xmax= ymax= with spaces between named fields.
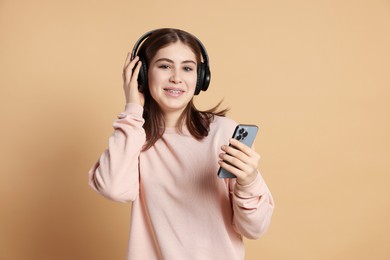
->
xmin=162 ymin=126 xmax=190 ymax=135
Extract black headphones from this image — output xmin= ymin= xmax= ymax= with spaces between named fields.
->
xmin=131 ymin=29 xmax=211 ymax=95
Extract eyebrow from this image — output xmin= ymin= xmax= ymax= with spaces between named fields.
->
xmin=154 ymin=58 xmax=197 ymax=65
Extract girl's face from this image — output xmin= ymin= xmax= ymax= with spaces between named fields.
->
xmin=148 ymin=42 xmax=198 ymax=115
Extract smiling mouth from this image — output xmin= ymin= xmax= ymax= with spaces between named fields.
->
xmin=163 ymin=88 xmax=185 ymax=95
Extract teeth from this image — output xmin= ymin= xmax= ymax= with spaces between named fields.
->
xmin=166 ymin=89 xmax=182 ymax=94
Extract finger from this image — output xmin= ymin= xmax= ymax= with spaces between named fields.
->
xmin=218 ymin=152 xmax=259 ymax=182
xmin=123 ymin=56 xmax=140 ymax=83
xmin=123 ymin=52 xmax=132 ymax=68
xmin=130 ymin=60 xmax=142 ymax=85
xmin=124 ymin=55 xmax=139 ymax=71
xmin=222 ymin=144 xmax=260 ymax=172
xmin=221 ymin=144 xmax=252 ymax=165
xmin=218 ymin=160 xmax=244 ymax=179
xmin=229 ymin=138 xmax=256 ymax=157
xmin=219 ymin=152 xmax=248 ymax=172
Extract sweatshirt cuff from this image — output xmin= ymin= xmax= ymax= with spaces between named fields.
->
xmin=234 ymin=173 xmax=266 ymax=197
xmin=117 ymin=103 xmax=144 ymax=119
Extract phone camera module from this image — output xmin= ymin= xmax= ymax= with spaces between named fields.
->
xmin=237 ymin=127 xmax=249 ymax=141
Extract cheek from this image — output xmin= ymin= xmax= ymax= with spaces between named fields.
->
xmin=148 ymin=69 xmax=157 ymax=85
xmin=148 ymin=69 xmax=162 ymax=89
xmin=148 ymin=82 xmax=160 ymax=99
xmin=187 ymin=73 xmax=198 ymax=87
xmin=147 ymin=72 xmax=159 ymax=100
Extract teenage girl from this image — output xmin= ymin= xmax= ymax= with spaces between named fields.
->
xmin=89 ymin=28 xmax=274 ymax=260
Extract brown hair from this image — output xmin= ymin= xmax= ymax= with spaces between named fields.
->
xmin=137 ymin=28 xmax=228 ymax=150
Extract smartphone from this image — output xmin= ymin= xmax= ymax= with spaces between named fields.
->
xmin=217 ymin=124 xmax=259 ymax=178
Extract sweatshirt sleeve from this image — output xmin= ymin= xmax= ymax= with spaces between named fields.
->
xmin=229 ymin=172 xmax=275 ymax=239
xmin=88 ymin=103 xmax=146 ymax=203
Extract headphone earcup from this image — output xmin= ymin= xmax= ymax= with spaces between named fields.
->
xmin=195 ymin=63 xmax=204 ymax=95
xmin=137 ymin=57 xmax=148 ymax=92
xmin=202 ymin=64 xmax=210 ymax=92
xmin=195 ymin=63 xmax=210 ymax=95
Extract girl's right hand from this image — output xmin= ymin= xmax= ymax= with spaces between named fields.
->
xmin=122 ymin=54 xmax=144 ymax=106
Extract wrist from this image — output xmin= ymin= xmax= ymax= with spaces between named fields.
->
xmin=236 ymin=172 xmax=258 ymax=186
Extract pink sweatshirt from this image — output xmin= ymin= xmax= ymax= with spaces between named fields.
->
xmin=89 ymin=103 xmax=274 ymax=260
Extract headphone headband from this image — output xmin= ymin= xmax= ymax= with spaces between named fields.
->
xmin=131 ymin=30 xmax=153 ymax=62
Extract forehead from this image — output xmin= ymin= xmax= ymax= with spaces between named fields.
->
xmin=153 ymin=42 xmax=197 ymax=62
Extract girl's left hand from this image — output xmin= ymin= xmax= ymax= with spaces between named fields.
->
xmin=218 ymin=138 xmax=260 ymax=186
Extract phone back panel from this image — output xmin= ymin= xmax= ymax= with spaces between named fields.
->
xmin=218 ymin=124 xmax=259 ymax=178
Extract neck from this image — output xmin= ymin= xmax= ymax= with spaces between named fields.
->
xmin=163 ymin=109 xmax=186 ymax=128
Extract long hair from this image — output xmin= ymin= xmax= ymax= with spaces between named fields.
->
xmin=137 ymin=28 xmax=228 ymax=150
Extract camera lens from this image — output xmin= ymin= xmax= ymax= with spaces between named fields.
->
xmin=236 ymin=135 xmax=242 ymax=140
xmin=239 ymin=128 xmax=244 ymax=134
xmin=243 ymin=131 xmax=248 ymax=137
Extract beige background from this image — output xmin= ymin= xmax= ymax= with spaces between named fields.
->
xmin=1 ymin=0 xmax=389 ymax=259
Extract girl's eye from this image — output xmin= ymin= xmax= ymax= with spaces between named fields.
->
xmin=158 ymin=64 xmax=170 ymax=69
xmin=184 ymin=66 xmax=194 ymax=72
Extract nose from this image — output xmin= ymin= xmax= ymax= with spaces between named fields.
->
xmin=169 ymin=69 xmax=182 ymax=84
